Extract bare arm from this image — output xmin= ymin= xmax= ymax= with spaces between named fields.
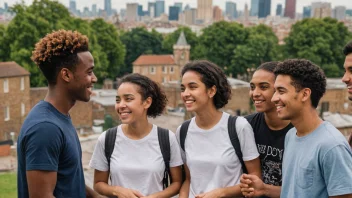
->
xmin=93 ymin=169 xmax=144 ymax=197
xmin=179 ymin=164 xmax=191 ymax=198
xmin=240 ymin=174 xmax=281 ymax=198
xmin=26 ymin=170 xmax=56 ymax=198
xmin=146 ymin=166 xmax=182 ymax=198
xmin=86 ymin=184 xmax=102 ymax=198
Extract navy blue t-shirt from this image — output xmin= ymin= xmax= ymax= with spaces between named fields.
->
xmin=17 ymin=100 xmax=86 ymax=198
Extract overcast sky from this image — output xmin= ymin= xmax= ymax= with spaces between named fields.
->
xmin=1 ymin=0 xmax=352 ymax=14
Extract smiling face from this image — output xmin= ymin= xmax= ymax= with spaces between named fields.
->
xmin=250 ymin=69 xmax=276 ymax=113
xmin=68 ymin=51 xmax=97 ymax=102
xmin=115 ymin=82 xmax=151 ymax=124
xmin=271 ymin=75 xmax=304 ymax=120
xmin=180 ymin=71 xmax=216 ymax=113
xmin=342 ymin=53 xmax=352 ymax=101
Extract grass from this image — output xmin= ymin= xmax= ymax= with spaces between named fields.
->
xmin=0 ymin=172 xmax=17 ymax=198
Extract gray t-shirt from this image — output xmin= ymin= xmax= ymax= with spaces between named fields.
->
xmin=281 ymin=121 xmax=352 ymax=197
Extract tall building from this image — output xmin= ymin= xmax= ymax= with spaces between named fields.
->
xmin=213 ymin=6 xmax=223 ymax=22
xmin=120 ymin=9 xmax=126 ymax=20
xmin=148 ymin=2 xmax=156 ymax=17
xmin=311 ymin=2 xmax=331 ymax=18
xmin=303 ymin=6 xmax=311 ymax=18
xmin=276 ymin=4 xmax=282 ymax=16
xmin=333 ymin=6 xmax=346 ymax=20
xmin=284 ymin=0 xmax=296 ymax=19
xmin=197 ymin=0 xmax=213 ymax=23
xmin=126 ymin=3 xmax=138 ymax=22
xmin=258 ymin=0 xmax=271 ymax=18
xmin=104 ymin=0 xmax=112 ymax=16
xmin=155 ymin=0 xmax=165 ymax=17
xmin=347 ymin=9 xmax=352 ymax=17
xmin=169 ymin=6 xmax=180 ymax=20
xmin=184 ymin=4 xmax=191 ymax=11
xmin=69 ymin=0 xmax=76 ymax=15
xmin=250 ymin=0 xmax=259 ymax=16
xmin=4 ymin=2 xmax=8 ymax=10
xmin=138 ymin=5 xmax=144 ymax=17
xmin=92 ymin=4 xmax=97 ymax=17
xmin=226 ymin=1 xmax=237 ymax=20
xmin=244 ymin=3 xmax=249 ymax=20
xmin=185 ymin=8 xmax=197 ymax=25
xmin=174 ymin=2 xmax=183 ymax=13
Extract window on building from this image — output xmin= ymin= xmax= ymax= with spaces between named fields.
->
xmin=21 ymin=103 xmax=25 ymax=116
xmin=4 ymin=106 xmax=10 ymax=121
xmin=321 ymin=102 xmax=330 ymax=113
xmin=21 ymin=77 xmax=25 ymax=91
xmin=150 ymin=66 xmax=156 ymax=74
xmin=170 ymin=66 xmax=174 ymax=73
xmin=4 ymin=78 xmax=9 ymax=93
xmin=162 ymin=66 xmax=167 ymax=74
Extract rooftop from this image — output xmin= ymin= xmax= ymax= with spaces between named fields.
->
xmin=133 ymin=55 xmax=175 ymax=66
xmin=0 ymin=62 xmax=30 ymax=78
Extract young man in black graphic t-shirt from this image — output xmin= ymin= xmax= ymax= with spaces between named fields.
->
xmin=240 ymin=62 xmax=293 ymax=198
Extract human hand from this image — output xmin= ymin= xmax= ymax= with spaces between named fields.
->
xmin=195 ymin=188 xmax=222 ymax=198
xmin=240 ymin=174 xmax=265 ymax=197
xmin=114 ymin=186 xmax=144 ymax=198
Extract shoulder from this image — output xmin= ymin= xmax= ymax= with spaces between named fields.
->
xmin=234 ymin=116 xmax=252 ymax=130
xmin=317 ymin=122 xmax=350 ymax=151
xmin=244 ymin=112 xmax=261 ymax=123
xmin=23 ymin=122 xmax=63 ymax=139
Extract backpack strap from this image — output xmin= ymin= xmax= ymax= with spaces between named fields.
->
xmin=104 ymin=127 xmax=118 ymax=170
xmin=227 ymin=116 xmax=248 ymax=174
xmin=180 ymin=120 xmax=191 ymax=151
xmin=157 ymin=127 xmax=171 ymax=189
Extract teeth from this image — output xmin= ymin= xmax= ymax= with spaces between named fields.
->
xmin=254 ymin=101 xmax=263 ymax=104
xmin=120 ymin=112 xmax=130 ymax=115
xmin=276 ymin=106 xmax=283 ymax=110
xmin=185 ymin=101 xmax=193 ymax=104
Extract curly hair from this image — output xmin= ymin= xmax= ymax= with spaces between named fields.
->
xmin=256 ymin=61 xmax=280 ymax=73
xmin=181 ymin=60 xmax=232 ymax=109
xmin=274 ymin=59 xmax=326 ymax=108
xmin=343 ymin=40 xmax=352 ymax=56
xmin=117 ymin=73 xmax=167 ymax=118
xmin=31 ymin=29 xmax=89 ymax=84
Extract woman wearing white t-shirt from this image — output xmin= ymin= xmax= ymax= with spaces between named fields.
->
xmin=90 ymin=73 xmax=183 ymax=198
xmin=176 ymin=60 xmax=261 ymax=198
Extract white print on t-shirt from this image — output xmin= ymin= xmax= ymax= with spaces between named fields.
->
xmin=257 ymin=144 xmax=284 ymax=186
xmin=257 ymin=144 xmax=283 ymax=160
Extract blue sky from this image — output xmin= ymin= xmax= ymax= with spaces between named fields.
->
xmin=2 ymin=0 xmax=352 ymax=14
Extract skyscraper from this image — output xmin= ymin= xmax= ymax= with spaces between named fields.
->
xmin=258 ymin=0 xmax=271 ymax=18
xmin=346 ymin=9 xmax=352 ymax=17
xmin=333 ymin=6 xmax=346 ymax=20
xmin=138 ymin=5 xmax=144 ymax=17
xmin=92 ymin=4 xmax=97 ymax=17
xmin=213 ymin=6 xmax=223 ymax=22
xmin=148 ymin=2 xmax=156 ymax=17
xmin=303 ymin=6 xmax=311 ymax=18
xmin=104 ymin=0 xmax=112 ymax=16
xmin=185 ymin=8 xmax=197 ymax=25
xmin=276 ymin=4 xmax=282 ymax=16
xmin=184 ymin=4 xmax=191 ymax=11
xmin=69 ymin=0 xmax=76 ymax=15
xmin=197 ymin=0 xmax=213 ymax=23
xmin=169 ymin=6 xmax=180 ymax=20
xmin=226 ymin=1 xmax=237 ymax=20
xmin=250 ymin=0 xmax=259 ymax=16
xmin=126 ymin=3 xmax=138 ymax=22
xmin=311 ymin=2 xmax=331 ymax=18
xmin=284 ymin=0 xmax=296 ymax=19
xmin=155 ymin=0 xmax=165 ymax=17
xmin=174 ymin=3 xmax=183 ymax=13
xmin=4 ymin=2 xmax=8 ymax=10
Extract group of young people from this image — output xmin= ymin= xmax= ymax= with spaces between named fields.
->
xmin=16 ymin=29 xmax=352 ymax=198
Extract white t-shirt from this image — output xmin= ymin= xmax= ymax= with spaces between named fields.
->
xmin=89 ymin=124 xmax=183 ymax=196
xmin=176 ymin=112 xmax=259 ymax=198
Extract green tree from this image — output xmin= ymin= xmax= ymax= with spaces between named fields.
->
xmin=162 ymin=26 xmax=198 ymax=59
xmin=120 ymin=27 xmax=164 ymax=73
xmin=230 ymin=24 xmax=280 ymax=76
xmin=193 ymin=21 xmax=249 ymax=72
xmin=90 ymin=18 xmax=126 ymax=79
xmin=284 ymin=18 xmax=352 ymax=77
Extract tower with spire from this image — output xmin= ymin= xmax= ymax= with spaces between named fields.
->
xmin=173 ymin=31 xmax=191 ymax=68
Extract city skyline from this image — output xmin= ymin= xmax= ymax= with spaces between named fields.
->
xmin=1 ymin=0 xmax=352 ymax=15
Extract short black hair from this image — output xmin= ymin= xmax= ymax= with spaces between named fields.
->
xmin=31 ymin=30 xmax=89 ymax=85
xmin=117 ymin=73 xmax=167 ymax=118
xmin=343 ymin=40 xmax=352 ymax=56
xmin=256 ymin=61 xmax=280 ymax=73
xmin=181 ymin=60 xmax=231 ymax=109
xmin=274 ymin=59 xmax=326 ymax=108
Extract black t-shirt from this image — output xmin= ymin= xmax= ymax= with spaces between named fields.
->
xmin=245 ymin=112 xmax=294 ymax=187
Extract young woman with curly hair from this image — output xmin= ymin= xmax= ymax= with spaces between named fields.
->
xmin=176 ymin=60 xmax=261 ymax=198
xmin=89 ymin=73 xmax=183 ymax=198
xmin=17 ymin=30 xmax=100 ymax=198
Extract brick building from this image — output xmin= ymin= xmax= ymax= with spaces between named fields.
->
xmin=0 ymin=62 xmax=30 ymax=141
xmin=133 ymin=31 xmax=190 ymax=84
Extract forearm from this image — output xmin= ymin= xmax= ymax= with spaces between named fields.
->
xmin=263 ymin=184 xmax=281 ymax=198
xmin=94 ymin=182 xmax=119 ymax=197
xmin=86 ymin=185 xmax=100 ymax=198
xmin=217 ymin=184 xmax=242 ymax=198
xmin=179 ymin=179 xmax=190 ymax=198
xmin=149 ymin=181 xmax=182 ymax=198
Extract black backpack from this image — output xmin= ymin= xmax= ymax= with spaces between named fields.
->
xmin=104 ymin=126 xmax=171 ymax=189
xmin=179 ymin=115 xmax=248 ymax=174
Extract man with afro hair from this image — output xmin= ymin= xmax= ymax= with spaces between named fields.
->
xmin=17 ymin=30 xmax=101 ymax=198
xmin=343 ymin=41 xmax=352 ymax=148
